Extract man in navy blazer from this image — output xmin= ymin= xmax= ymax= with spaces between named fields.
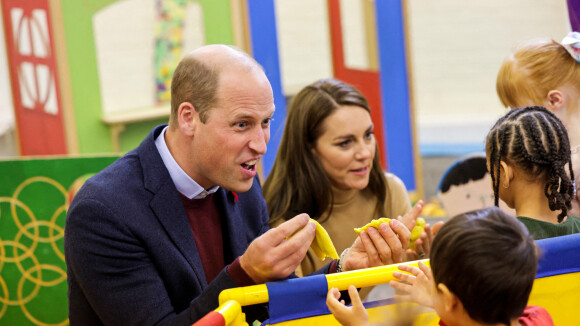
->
xmin=65 ymin=44 xmax=414 ymax=326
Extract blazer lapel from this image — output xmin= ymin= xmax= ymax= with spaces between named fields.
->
xmin=140 ymin=125 xmax=208 ymax=288
xmin=150 ymin=186 xmax=208 ymax=288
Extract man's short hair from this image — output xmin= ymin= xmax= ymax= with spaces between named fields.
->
xmin=430 ymin=206 xmax=538 ymax=325
xmin=170 ymin=56 xmax=219 ymax=125
xmin=169 ymin=45 xmax=264 ymax=127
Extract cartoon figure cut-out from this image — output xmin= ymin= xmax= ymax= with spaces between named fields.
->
xmin=437 ymin=154 xmax=515 ymax=218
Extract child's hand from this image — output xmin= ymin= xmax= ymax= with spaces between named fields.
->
xmin=390 ymin=261 xmax=435 ymax=308
xmin=326 ymin=285 xmax=369 ymax=326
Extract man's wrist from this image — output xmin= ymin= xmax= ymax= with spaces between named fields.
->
xmin=337 ymin=248 xmax=349 ymax=272
xmin=227 ymin=257 xmax=257 ymax=286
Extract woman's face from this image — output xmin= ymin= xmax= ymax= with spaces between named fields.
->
xmin=312 ymin=105 xmax=376 ymax=190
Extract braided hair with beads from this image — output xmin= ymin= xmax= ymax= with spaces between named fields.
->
xmin=485 ymin=106 xmax=575 ymax=222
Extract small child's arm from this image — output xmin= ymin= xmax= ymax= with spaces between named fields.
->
xmin=326 ymin=285 xmax=369 ymax=326
xmin=390 ymin=261 xmax=436 ymax=308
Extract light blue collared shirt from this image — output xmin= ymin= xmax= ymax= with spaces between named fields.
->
xmin=154 ymin=126 xmax=219 ymax=199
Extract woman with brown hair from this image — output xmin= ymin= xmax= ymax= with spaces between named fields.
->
xmin=263 ymin=78 xmax=426 ymax=276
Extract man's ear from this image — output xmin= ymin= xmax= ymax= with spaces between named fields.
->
xmin=438 ymin=283 xmax=459 ymax=313
xmin=499 ymin=160 xmax=514 ymax=188
xmin=546 ymin=90 xmax=565 ymax=111
xmin=177 ymin=102 xmax=198 ymax=136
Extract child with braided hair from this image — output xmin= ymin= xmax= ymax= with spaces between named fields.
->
xmin=485 ymin=106 xmax=580 ymax=239
xmin=496 ymin=32 xmax=580 ymax=216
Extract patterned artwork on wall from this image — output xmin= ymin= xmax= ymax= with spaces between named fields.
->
xmin=0 ymin=156 xmax=119 ymax=325
xmin=154 ymin=0 xmax=185 ymax=103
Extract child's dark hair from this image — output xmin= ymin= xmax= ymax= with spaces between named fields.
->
xmin=430 ymin=207 xmax=538 ymax=325
xmin=485 ymin=106 xmax=575 ymax=222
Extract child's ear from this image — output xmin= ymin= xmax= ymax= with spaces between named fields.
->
xmin=546 ymin=90 xmax=565 ymax=111
xmin=499 ymin=161 xmax=514 ymax=188
xmin=437 ymin=283 xmax=459 ymax=313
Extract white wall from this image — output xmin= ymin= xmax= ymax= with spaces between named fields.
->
xmin=0 ymin=4 xmax=15 ymax=136
xmin=408 ymin=0 xmax=570 ymax=154
xmin=0 ymin=4 xmax=18 ymax=157
xmin=93 ymin=0 xmax=204 ymax=113
xmin=274 ymin=0 xmax=570 ymax=155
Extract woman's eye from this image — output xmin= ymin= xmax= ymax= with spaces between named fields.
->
xmin=337 ymin=140 xmax=350 ymax=148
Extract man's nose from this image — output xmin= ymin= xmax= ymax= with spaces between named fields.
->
xmin=249 ymin=127 xmax=268 ymax=154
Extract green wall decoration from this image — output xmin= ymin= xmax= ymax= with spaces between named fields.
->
xmin=0 ymin=155 xmax=119 ymax=325
xmin=59 ymin=0 xmax=236 ymax=154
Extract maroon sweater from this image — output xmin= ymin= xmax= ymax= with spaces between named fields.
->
xmin=179 ymin=193 xmax=254 ymax=286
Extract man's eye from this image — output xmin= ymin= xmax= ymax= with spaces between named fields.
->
xmin=262 ymin=118 xmax=273 ymax=126
xmin=235 ymin=122 xmax=248 ymax=128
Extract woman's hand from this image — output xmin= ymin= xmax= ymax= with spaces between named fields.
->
xmin=342 ymin=219 xmax=410 ymax=270
xmin=405 ymin=221 xmax=444 ymax=260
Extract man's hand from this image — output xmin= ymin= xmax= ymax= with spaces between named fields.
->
xmin=342 ymin=219 xmax=411 ymax=271
xmin=239 ymin=214 xmax=315 ymax=283
xmin=389 ymin=262 xmax=435 ymax=308
xmin=326 ymin=286 xmax=369 ymax=326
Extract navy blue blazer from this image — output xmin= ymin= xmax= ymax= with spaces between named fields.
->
xmin=65 ymin=125 xmax=274 ymax=325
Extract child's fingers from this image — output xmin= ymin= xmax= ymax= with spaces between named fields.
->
xmin=393 ymin=271 xmax=416 ymax=283
xmin=328 ymin=287 xmax=341 ymax=300
xmin=418 ymin=261 xmax=432 ymax=279
xmin=389 ymin=280 xmax=413 ymax=294
xmin=326 ymin=288 xmax=343 ymax=311
xmin=397 ymin=264 xmax=420 ymax=275
xmin=431 ymin=221 xmax=445 ymax=235
xmin=348 ymin=285 xmax=363 ymax=308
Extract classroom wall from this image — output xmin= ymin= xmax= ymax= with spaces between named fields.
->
xmin=409 ymin=0 xmax=570 ymax=156
xmin=273 ymin=0 xmax=570 ymax=156
xmin=0 ymin=0 xmax=572 ymax=161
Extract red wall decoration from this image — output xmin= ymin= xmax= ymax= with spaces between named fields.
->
xmin=1 ymin=0 xmax=66 ymax=155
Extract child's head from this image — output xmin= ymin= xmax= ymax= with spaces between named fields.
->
xmin=496 ymin=37 xmax=580 ymax=112
xmin=485 ymin=106 xmax=575 ymax=222
xmin=430 ymin=207 xmax=537 ymax=325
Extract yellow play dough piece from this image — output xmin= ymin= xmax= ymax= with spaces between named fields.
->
xmin=310 ymin=219 xmax=339 ymax=260
xmin=354 ymin=217 xmax=392 ymax=235
xmin=409 ymin=217 xmax=426 ymax=250
xmin=353 ymin=217 xmax=426 ymax=250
